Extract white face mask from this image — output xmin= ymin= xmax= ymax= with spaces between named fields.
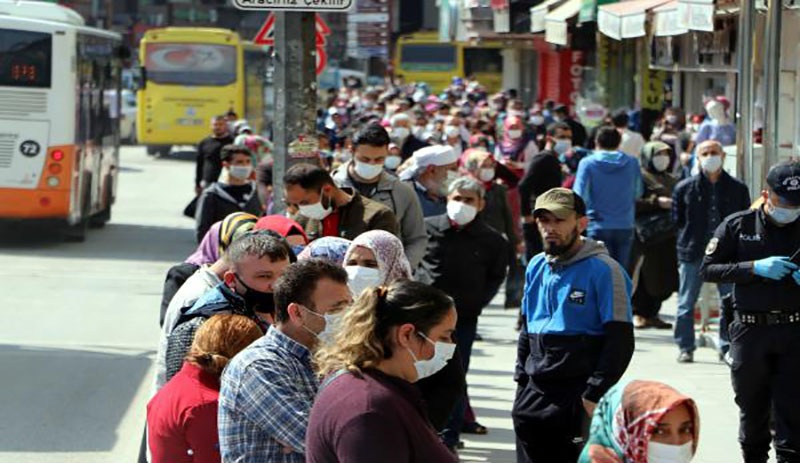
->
xmin=297 ymin=190 xmax=332 ymax=221
xmin=767 ymin=198 xmax=800 ymax=225
xmin=354 ymin=159 xmax=384 ymax=180
xmin=647 ymin=441 xmax=694 ymax=463
xmin=392 ymin=127 xmax=410 ymax=140
xmin=413 ymin=127 xmax=428 ymax=139
xmin=300 ymin=306 xmax=341 ymax=345
xmin=385 ymin=155 xmax=402 ymax=170
xmin=444 ymin=125 xmax=460 ymax=138
xmin=700 ymin=155 xmax=723 ymax=174
xmin=407 ymin=332 xmax=456 ymax=381
xmin=507 ymin=129 xmax=523 ymax=139
xmin=666 ymin=115 xmax=679 ymax=125
xmin=553 ymin=139 xmax=572 ymax=155
xmin=345 ymin=265 xmax=383 ymax=298
xmin=530 ymin=115 xmax=545 ymax=126
xmin=652 ymin=154 xmax=671 ymax=172
xmin=229 ymin=165 xmax=253 ymax=180
xmin=447 ymin=200 xmax=478 ymax=225
xmin=478 ymin=168 xmax=495 ymax=182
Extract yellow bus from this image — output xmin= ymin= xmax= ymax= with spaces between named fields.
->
xmin=393 ymin=31 xmax=503 ymax=94
xmin=137 ymin=28 xmax=267 ymax=156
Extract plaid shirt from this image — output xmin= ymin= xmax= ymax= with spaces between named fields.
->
xmin=218 ymin=326 xmax=319 ymax=463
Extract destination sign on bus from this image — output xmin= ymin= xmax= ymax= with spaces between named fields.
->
xmin=232 ymin=0 xmax=353 ymax=12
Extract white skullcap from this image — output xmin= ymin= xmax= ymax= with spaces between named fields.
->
xmin=399 ymin=145 xmax=457 ymax=181
xmin=390 ymin=112 xmax=411 ymax=127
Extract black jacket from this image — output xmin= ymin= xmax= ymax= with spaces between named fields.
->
xmin=672 ymin=171 xmax=750 ymax=262
xmin=400 ymin=135 xmax=429 ymax=160
xmin=518 ymin=151 xmax=563 ymax=217
xmin=417 ymin=215 xmax=509 ymax=322
xmin=195 ymin=182 xmax=262 ymax=242
xmin=195 ymin=134 xmax=234 ymax=188
xmin=701 ymin=207 xmax=800 ymax=313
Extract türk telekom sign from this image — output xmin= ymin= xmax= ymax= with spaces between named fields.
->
xmin=233 ymin=0 xmax=354 ymax=11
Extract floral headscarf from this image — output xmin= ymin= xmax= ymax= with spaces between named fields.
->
xmin=579 ymin=380 xmax=700 ymax=463
xmin=344 ymin=230 xmax=413 ymax=285
xmin=498 ymin=115 xmax=529 ymax=160
xmin=185 ymin=212 xmax=258 ymax=266
xmin=297 ymin=237 xmax=352 ymax=267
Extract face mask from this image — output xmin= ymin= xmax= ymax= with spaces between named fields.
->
xmin=767 ymin=200 xmax=800 ymax=225
xmin=298 ymin=190 xmax=333 ymax=221
xmin=406 ymin=332 xmax=456 ymax=381
xmin=666 ymin=115 xmax=679 ymax=125
xmin=507 ymin=129 xmax=523 ymax=139
xmin=647 ymin=441 xmax=693 ymax=463
xmin=553 ymin=139 xmax=572 ymax=156
xmin=229 ymin=165 xmax=253 ymax=180
xmin=447 ymin=200 xmax=478 ymax=226
xmin=652 ymin=154 xmax=671 ymax=172
xmin=291 ymin=244 xmax=306 ymax=256
xmin=412 ymin=127 xmax=427 ymax=139
xmin=700 ymin=155 xmax=723 ymax=174
xmin=300 ymin=306 xmax=341 ymax=345
xmin=478 ymin=168 xmax=495 ymax=182
xmin=444 ymin=125 xmax=460 ymax=138
xmin=346 ymin=265 xmax=383 ymax=298
xmin=385 ymin=155 xmax=402 ymax=170
xmin=392 ymin=127 xmax=410 ymax=140
xmin=530 ymin=115 xmax=545 ymax=126
xmin=508 ymin=109 xmax=525 ymax=118
xmin=234 ymin=274 xmax=274 ymax=314
xmin=354 ymin=159 xmax=384 ymax=180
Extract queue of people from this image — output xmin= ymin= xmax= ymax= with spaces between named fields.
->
xmin=145 ymin=78 xmax=800 ymax=462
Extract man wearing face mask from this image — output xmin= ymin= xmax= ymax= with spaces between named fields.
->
xmin=399 ymin=145 xmax=459 ymax=217
xmin=219 ymin=259 xmax=352 ymax=463
xmin=671 ymin=140 xmax=750 ymax=363
xmin=553 ymin=104 xmax=588 ymax=148
xmin=514 ymin=188 xmax=634 ymax=463
xmin=284 ymin=163 xmax=399 ymax=241
xmin=519 ymin=123 xmax=569 ymax=260
xmin=331 ymin=123 xmax=427 ymax=270
xmin=195 ymin=145 xmax=262 ymax=242
xmin=164 ymin=232 xmax=292 ymax=382
xmin=700 ymin=160 xmax=800 ymax=463
xmin=195 ymin=115 xmax=234 ymax=195
xmin=390 ymin=113 xmax=428 ymax=160
xmin=417 ymin=176 xmax=509 ymax=451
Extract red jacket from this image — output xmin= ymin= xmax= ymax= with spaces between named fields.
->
xmin=147 ymin=363 xmax=221 ymax=463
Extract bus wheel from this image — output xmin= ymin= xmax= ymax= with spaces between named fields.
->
xmin=156 ymin=145 xmax=171 ymax=158
xmin=146 ymin=145 xmax=158 ymax=156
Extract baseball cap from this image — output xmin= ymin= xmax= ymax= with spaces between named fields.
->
xmin=533 ymin=188 xmax=587 ymax=219
xmin=766 ymin=160 xmax=800 ymax=206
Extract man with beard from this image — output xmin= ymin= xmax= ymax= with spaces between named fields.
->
xmin=512 ymin=188 xmax=634 ymax=463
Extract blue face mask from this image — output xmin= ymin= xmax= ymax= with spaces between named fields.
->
xmin=767 ymin=197 xmax=800 ymax=224
xmin=291 ymin=244 xmax=306 ymax=256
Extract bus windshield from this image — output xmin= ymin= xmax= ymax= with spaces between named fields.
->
xmin=145 ymin=43 xmax=236 ymax=86
xmin=0 ymin=29 xmax=52 ymax=88
xmin=400 ymin=44 xmax=456 ymax=72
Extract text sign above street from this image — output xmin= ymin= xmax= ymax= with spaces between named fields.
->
xmin=232 ymin=0 xmax=354 ymax=12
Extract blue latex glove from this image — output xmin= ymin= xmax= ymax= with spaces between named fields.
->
xmin=793 ymin=269 xmax=800 ymax=286
xmin=753 ymin=256 xmax=798 ymax=280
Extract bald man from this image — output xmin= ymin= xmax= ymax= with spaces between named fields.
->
xmin=671 ymin=140 xmax=750 ymax=363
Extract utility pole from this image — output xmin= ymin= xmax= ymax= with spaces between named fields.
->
xmin=270 ymin=11 xmax=318 ymax=214
xmin=735 ymin=0 xmax=755 ymax=194
xmin=762 ymin=0 xmax=782 ymax=189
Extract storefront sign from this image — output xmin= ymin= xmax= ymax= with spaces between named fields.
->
xmin=538 ymin=49 xmax=585 ymax=114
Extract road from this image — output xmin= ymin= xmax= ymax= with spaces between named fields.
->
xmin=0 ymin=146 xmax=744 ymax=462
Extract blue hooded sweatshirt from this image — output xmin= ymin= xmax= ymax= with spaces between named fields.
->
xmin=573 ymin=151 xmax=642 ymax=232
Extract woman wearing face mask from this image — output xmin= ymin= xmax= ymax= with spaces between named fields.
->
xmin=651 ymin=108 xmax=687 ymax=172
xmin=306 ymin=280 xmax=459 ymax=463
xmin=579 ymin=380 xmax=699 ymax=463
xmin=630 ymin=142 xmax=679 ymax=330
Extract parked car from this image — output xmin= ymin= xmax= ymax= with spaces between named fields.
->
xmin=120 ymin=89 xmax=137 ymax=144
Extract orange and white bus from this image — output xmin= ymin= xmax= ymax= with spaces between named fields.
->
xmin=0 ymin=0 xmax=122 ymax=241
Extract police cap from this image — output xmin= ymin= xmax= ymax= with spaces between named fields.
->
xmin=766 ymin=160 xmax=800 ymax=206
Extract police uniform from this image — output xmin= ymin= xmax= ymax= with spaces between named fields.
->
xmin=700 ymin=161 xmax=800 ymax=463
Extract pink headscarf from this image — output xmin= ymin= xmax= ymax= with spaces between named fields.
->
xmin=345 ymin=230 xmax=413 ymax=285
xmin=499 ymin=115 xmax=528 ymax=159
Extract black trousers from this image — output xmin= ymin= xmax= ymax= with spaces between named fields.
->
xmin=730 ymin=317 xmax=800 ymax=463
xmin=512 ymin=378 xmax=588 ymax=463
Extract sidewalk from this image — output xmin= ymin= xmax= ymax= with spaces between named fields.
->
xmin=460 ymin=294 xmax=741 ymax=463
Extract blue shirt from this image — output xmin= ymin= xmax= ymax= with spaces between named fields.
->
xmin=573 ymin=151 xmax=642 ymax=232
xmin=218 ymin=327 xmax=319 ymax=463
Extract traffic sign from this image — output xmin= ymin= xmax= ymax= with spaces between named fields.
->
xmin=233 ymin=0 xmax=354 ymax=12
xmin=254 ymin=13 xmax=330 ymax=75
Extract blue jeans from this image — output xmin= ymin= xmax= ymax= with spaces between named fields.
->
xmin=588 ymin=228 xmax=634 ymax=268
xmin=674 ymin=259 xmax=732 ymax=353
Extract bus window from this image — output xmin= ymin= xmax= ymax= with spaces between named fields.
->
xmin=0 ymin=29 xmax=52 ymax=88
xmin=400 ymin=44 xmax=456 ymax=72
xmin=463 ymin=48 xmax=502 ymax=75
xmin=145 ymin=43 xmax=236 ymax=86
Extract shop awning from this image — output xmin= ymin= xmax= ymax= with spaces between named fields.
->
xmin=653 ymin=0 xmax=688 ymax=36
xmin=545 ymin=0 xmax=583 ymax=45
xmin=677 ymin=0 xmax=715 ymax=31
xmin=597 ymin=0 xmax=672 ymax=40
xmin=531 ymin=0 xmax=565 ymax=33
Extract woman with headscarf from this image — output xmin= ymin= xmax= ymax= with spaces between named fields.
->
xmin=579 ymin=380 xmax=699 ymax=463
xmin=630 ymin=142 xmax=679 ymax=329
xmin=297 ymin=236 xmax=352 ymax=267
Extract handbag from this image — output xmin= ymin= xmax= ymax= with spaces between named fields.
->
xmin=634 ymin=211 xmax=675 ymax=246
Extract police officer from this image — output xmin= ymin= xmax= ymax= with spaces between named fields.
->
xmin=700 ymin=160 xmax=800 ymax=463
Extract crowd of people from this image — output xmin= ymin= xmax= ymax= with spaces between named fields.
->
xmin=142 ymin=76 xmax=800 ymax=463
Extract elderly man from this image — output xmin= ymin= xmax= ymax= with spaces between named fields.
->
xmin=399 ymin=145 xmax=459 ymax=217
xmin=331 ymin=123 xmax=427 ymax=269
xmin=390 ymin=112 xmax=428 ymax=160
xmin=284 ymin=163 xmax=399 ymax=241
xmin=417 ymin=176 xmax=509 ymax=451
xmin=672 ymin=140 xmax=750 ymax=363
xmin=219 ymin=259 xmax=352 ymax=462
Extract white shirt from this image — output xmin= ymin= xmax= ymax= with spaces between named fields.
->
xmin=619 ymin=129 xmax=646 ymax=160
